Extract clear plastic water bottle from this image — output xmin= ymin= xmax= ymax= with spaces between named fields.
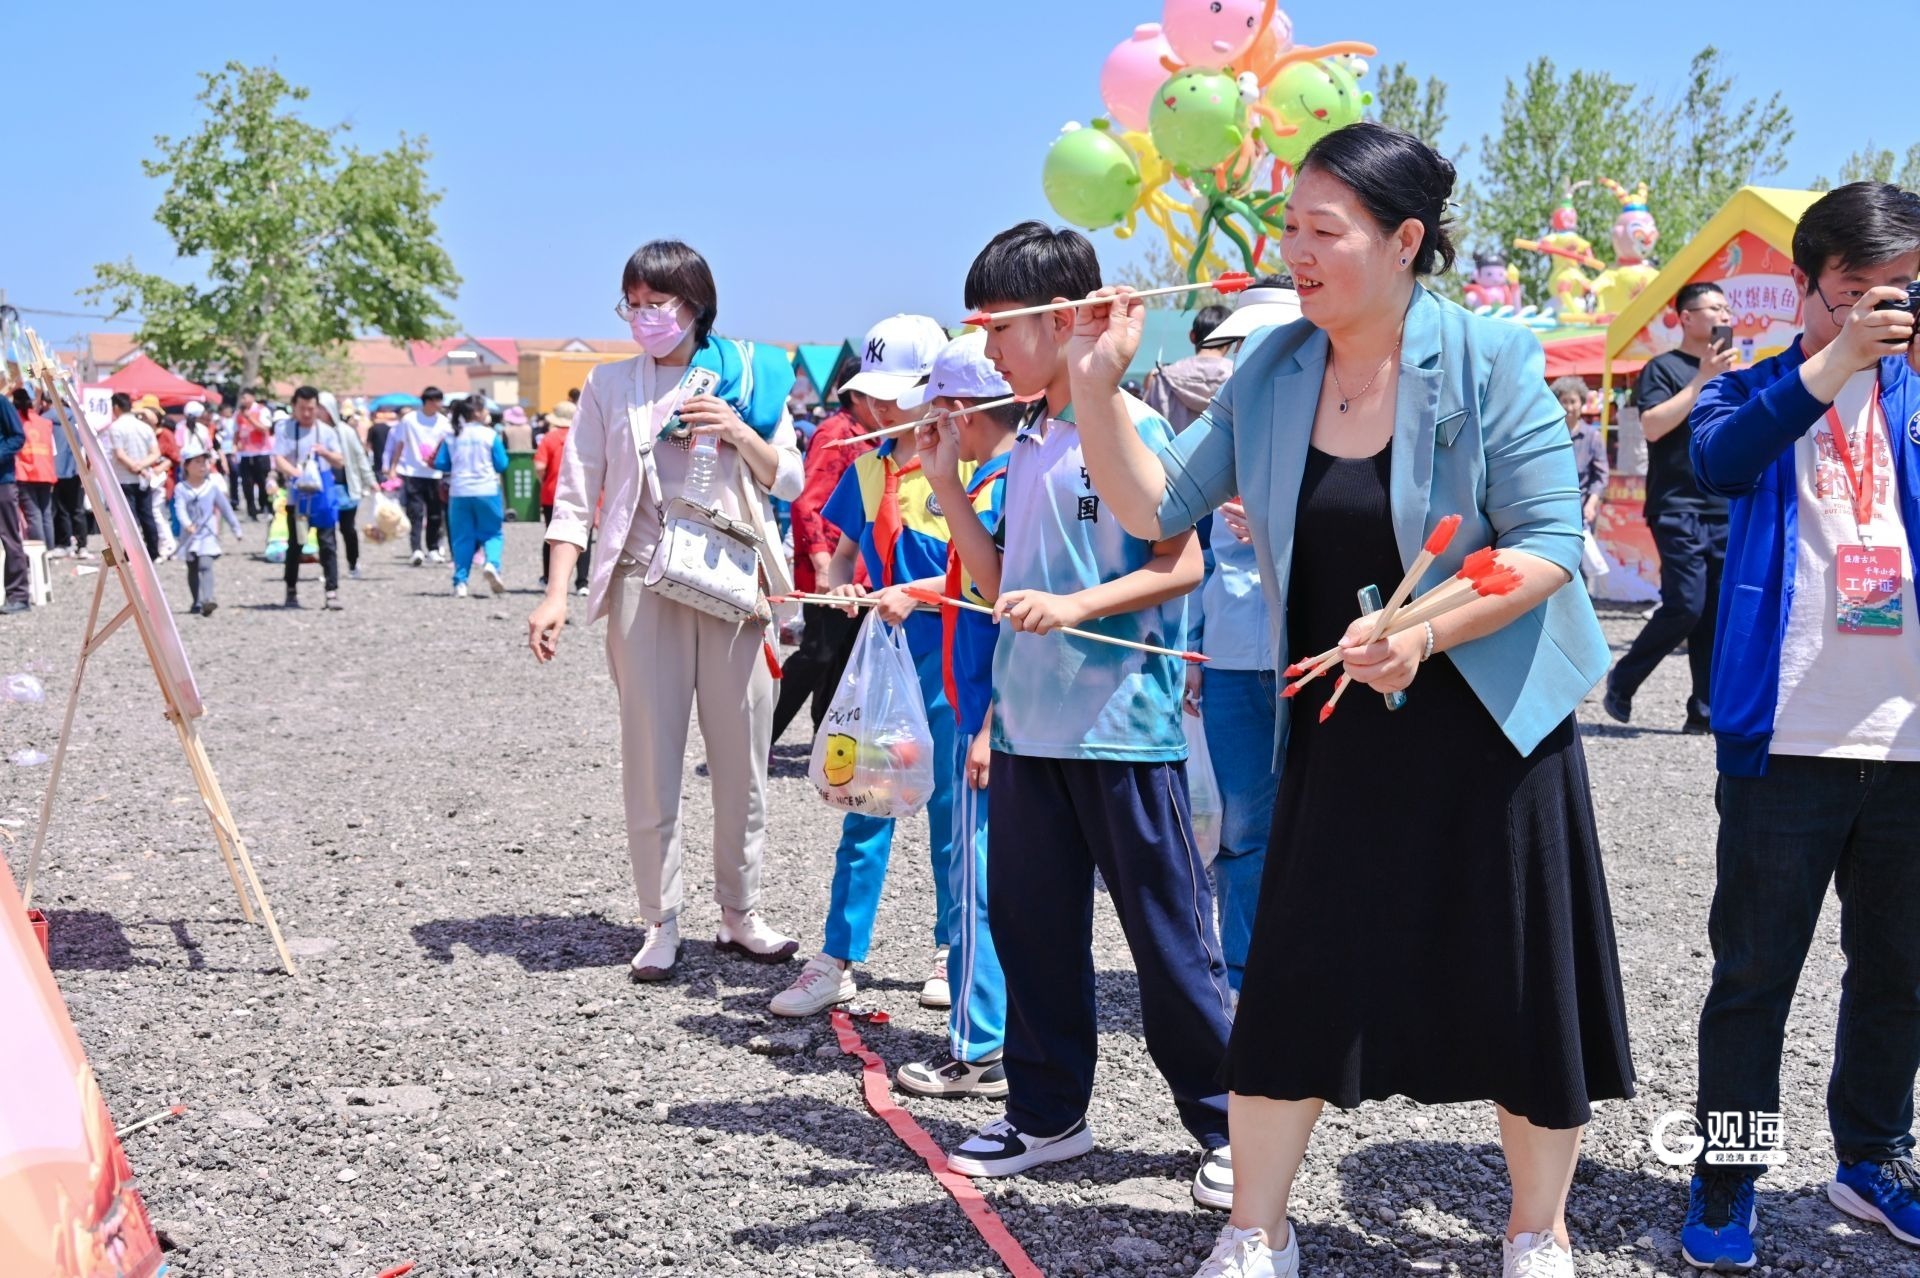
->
xmin=685 ymin=435 xmax=720 ymax=505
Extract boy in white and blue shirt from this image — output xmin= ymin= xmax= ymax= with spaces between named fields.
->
xmin=941 ymin=223 xmax=1235 ymax=1211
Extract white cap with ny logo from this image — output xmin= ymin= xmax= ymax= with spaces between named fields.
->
xmin=836 ymin=313 xmax=950 ymax=402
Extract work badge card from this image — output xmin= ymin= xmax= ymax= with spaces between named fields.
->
xmin=1836 ymin=544 xmax=1904 ymax=635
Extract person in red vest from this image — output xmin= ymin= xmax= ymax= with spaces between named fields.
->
xmin=9 ymin=388 xmax=56 ymax=547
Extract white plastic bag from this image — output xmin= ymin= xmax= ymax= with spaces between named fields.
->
xmin=1184 ymin=710 xmax=1222 ymax=868
xmin=1581 ymin=529 xmax=1611 ymax=579
xmin=810 ymin=612 xmax=936 ymax=818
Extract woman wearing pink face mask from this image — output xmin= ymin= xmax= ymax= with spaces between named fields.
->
xmin=528 ymin=239 xmax=807 ymax=985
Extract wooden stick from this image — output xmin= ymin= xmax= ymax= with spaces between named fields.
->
xmin=115 ymin=1104 xmax=187 ymax=1139
xmin=903 ymin=586 xmax=1208 ymax=663
xmin=169 ymin=706 xmax=255 ymax=924
xmin=963 ymin=273 xmax=1253 ymax=326
xmin=826 ymin=392 xmax=1029 ymax=448
xmin=23 ymin=565 xmax=108 ymax=909
xmin=770 ymin=592 xmax=936 ymax=611
xmin=1363 ymin=515 xmax=1462 ymax=645
xmin=179 ymin=719 xmax=297 ymax=976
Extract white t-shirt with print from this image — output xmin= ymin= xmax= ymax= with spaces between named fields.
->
xmin=1771 ymin=369 xmax=1920 ymax=760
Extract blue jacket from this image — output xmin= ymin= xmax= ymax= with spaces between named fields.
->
xmin=0 ymin=398 xmax=23 ymax=484
xmin=1689 ymin=340 xmax=1920 ymax=776
xmin=1157 ymin=285 xmax=1611 ymax=767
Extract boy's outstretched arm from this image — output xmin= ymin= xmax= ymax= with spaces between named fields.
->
xmin=994 ymin=529 xmax=1201 ymax=635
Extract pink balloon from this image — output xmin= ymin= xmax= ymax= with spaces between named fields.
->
xmin=1162 ymin=0 xmax=1268 ymax=69
xmin=1100 ymin=23 xmax=1174 ymax=132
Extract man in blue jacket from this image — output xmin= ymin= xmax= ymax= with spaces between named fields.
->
xmin=1681 ymin=182 xmax=1920 ymax=1272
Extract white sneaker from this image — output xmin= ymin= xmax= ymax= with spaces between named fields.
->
xmin=453 ymin=582 xmax=468 ymax=598
xmin=1503 ymin=1231 xmax=1574 ymax=1278
xmin=896 ymin=1050 xmax=1008 ymax=1099
xmin=1195 ymin=1222 xmax=1297 ymax=1278
xmin=429 ymin=549 xmax=445 ymax=564
xmin=715 ymin=911 xmax=799 ymax=964
xmin=946 ymin=1116 xmax=1093 ymax=1177
xmin=576 ymin=584 xmax=589 ymax=597
xmin=482 ymin=564 xmax=506 ymax=595
xmin=770 ymin=954 xmax=856 ymax=1017
xmin=349 ymin=566 xmax=361 ymax=580
xmin=920 ymin=945 xmax=952 ymax=1009
xmin=410 ymin=549 xmax=425 ymax=567
xmin=629 ymin=920 xmax=679 ymax=983
xmin=1193 ymin=1145 xmax=1234 ymax=1209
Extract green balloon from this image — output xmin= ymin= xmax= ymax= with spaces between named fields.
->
xmin=1259 ymin=58 xmax=1372 ymax=170
xmin=1146 ymin=69 xmax=1247 ymax=175
xmin=1041 ymin=122 xmax=1142 ymax=231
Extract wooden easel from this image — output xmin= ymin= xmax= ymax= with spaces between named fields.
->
xmin=16 ymin=328 xmax=296 ymax=976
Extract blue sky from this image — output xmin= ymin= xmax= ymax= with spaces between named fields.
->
xmin=7 ymin=0 xmax=1915 ymax=353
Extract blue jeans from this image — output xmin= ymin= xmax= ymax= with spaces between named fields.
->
xmin=820 ymin=638 xmax=957 ymax=963
xmin=945 ymin=725 xmax=1005 ymax=1061
xmin=1201 ymin=668 xmax=1279 ymax=992
xmin=1695 ymin=754 xmax=1920 ymax=1169
xmin=447 ymin=493 xmax=504 ymax=584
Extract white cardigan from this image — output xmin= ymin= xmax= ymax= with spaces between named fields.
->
xmin=545 ymin=354 xmax=802 ymax=625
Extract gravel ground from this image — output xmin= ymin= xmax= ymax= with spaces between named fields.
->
xmin=1 ymin=522 xmax=1912 ymax=1278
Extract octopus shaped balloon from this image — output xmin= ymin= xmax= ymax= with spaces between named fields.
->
xmin=1161 ymin=0 xmax=1274 ymax=69
xmin=1101 ymin=23 xmax=1177 ymax=132
xmin=1042 ymin=120 xmax=1144 ymax=230
xmin=1148 ymin=67 xmax=1250 ymax=174
xmin=1258 ymin=55 xmax=1372 ymax=170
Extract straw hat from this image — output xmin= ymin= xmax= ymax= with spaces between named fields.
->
xmin=548 ymin=402 xmax=577 ymax=424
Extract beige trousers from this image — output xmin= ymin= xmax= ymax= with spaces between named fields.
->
xmin=605 ymin=561 xmax=773 ymax=924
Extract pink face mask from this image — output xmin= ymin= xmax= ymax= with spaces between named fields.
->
xmin=629 ymin=305 xmax=687 ymax=357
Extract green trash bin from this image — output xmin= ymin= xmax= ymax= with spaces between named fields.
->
xmin=503 ymin=451 xmax=539 ymax=523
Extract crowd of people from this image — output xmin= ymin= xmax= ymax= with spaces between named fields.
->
xmin=515 ymin=125 xmax=1920 ymax=1278
xmin=5 ymin=117 xmax=1918 ymax=1278
xmin=0 ymin=374 xmax=593 ymax=614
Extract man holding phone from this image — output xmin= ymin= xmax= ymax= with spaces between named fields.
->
xmin=1605 ymin=281 xmax=1738 ymax=731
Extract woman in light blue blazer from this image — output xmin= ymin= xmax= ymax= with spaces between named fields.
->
xmin=1070 ymin=124 xmax=1634 ymax=1278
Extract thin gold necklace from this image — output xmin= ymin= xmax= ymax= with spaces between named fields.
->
xmin=1329 ymin=335 xmax=1402 ymax=414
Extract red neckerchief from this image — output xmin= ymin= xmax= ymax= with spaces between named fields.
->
xmin=870 ymin=451 xmax=921 ymax=588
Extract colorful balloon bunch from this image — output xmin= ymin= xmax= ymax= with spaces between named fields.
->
xmin=1042 ymin=1 xmax=1376 ymax=282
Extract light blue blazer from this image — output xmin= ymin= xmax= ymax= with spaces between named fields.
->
xmin=1156 ymin=286 xmax=1609 ymax=765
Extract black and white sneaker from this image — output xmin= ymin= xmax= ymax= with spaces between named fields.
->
xmin=895 ymin=1051 xmax=1009 ymax=1099
xmin=946 ymin=1116 xmax=1093 ymax=1177
xmin=1193 ymin=1144 xmax=1234 ymax=1209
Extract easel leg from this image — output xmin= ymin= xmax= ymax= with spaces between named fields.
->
xmin=166 ymin=710 xmax=255 ymax=922
xmin=23 ymin=567 xmax=109 ymax=908
xmin=176 ymin=720 xmax=297 ymax=977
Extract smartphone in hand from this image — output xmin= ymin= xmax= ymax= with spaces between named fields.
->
xmin=1710 ymin=324 xmax=1734 ymax=354
xmin=663 ymin=368 xmax=720 ymax=438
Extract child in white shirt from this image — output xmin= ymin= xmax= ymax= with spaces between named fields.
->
xmin=172 ymin=443 xmax=243 ymax=616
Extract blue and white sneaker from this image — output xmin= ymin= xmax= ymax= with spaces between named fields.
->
xmin=1681 ymin=1172 xmax=1757 ymax=1272
xmin=1829 ymin=1157 xmax=1920 ymax=1246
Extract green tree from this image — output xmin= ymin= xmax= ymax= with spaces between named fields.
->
xmin=1812 ymin=142 xmax=1920 ymax=191
xmin=1471 ymin=47 xmax=1791 ymax=304
xmin=1637 ymin=48 xmax=1793 ymax=249
xmin=88 ymin=62 xmax=459 ymax=389
xmin=1370 ymin=62 xmax=1451 ymax=155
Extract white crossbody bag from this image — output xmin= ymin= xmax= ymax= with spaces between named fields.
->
xmin=630 ymin=365 xmax=766 ymax=625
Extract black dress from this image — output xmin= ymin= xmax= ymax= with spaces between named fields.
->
xmin=1225 ymin=446 xmax=1635 ymax=1129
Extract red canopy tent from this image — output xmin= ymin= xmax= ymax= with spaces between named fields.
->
xmin=1537 ymin=330 xmax=1646 ymax=381
xmin=98 ymin=356 xmax=209 ymax=409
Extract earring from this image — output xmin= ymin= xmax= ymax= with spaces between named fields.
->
xmin=1400 ymin=257 xmax=1409 ymax=267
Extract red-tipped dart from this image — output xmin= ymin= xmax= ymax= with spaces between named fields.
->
xmin=963 ymin=273 xmax=1256 ymax=329
xmin=905 ymin=584 xmax=1207 ymax=662
xmin=1424 ymin=512 xmax=1464 ymax=556
xmin=1458 ymin=546 xmax=1499 ymax=582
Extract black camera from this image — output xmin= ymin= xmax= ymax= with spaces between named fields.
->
xmin=1872 ymin=282 xmax=1920 ymax=315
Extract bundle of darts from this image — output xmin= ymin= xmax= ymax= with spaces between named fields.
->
xmin=1282 ymin=516 xmax=1524 ymax=721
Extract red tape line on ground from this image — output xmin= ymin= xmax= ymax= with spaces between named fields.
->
xmin=830 ymin=1009 xmax=1045 ymax=1278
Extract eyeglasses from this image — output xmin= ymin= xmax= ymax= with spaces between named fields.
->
xmin=614 ymin=296 xmax=682 ymax=322
xmin=1680 ymin=303 xmax=1732 ymax=317
xmin=1809 ymin=281 xmax=1869 ymax=320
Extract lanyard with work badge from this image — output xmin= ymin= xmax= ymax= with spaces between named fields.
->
xmin=1825 ymin=382 xmax=1903 ymax=635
